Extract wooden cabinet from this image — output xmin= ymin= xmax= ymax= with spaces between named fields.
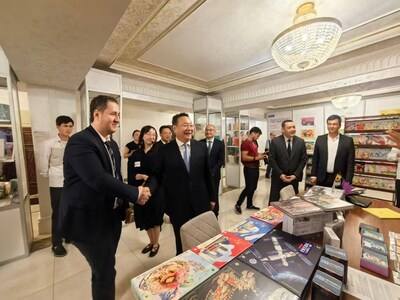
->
xmin=22 ymin=127 xmax=38 ymax=203
xmin=345 ymin=115 xmax=399 ymax=195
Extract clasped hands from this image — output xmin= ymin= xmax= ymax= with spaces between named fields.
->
xmin=280 ymin=174 xmax=296 ymax=183
xmin=137 ymin=186 xmax=151 ymax=205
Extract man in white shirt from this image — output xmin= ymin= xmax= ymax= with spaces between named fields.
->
xmin=40 ymin=115 xmax=74 ymax=256
xmin=311 ymin=115 xmax=355 ymax=187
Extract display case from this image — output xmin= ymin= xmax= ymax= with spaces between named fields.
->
xmin=304 ymin=154 xmax=314 ymax=190
xmin=345 ymin=114 xmax=399 ymax=199
xmin=0 ymin=48 xmax=33 ymax=264
xmin=225 ymin=111 xmax=249 ymax=188
xmin=193 ymin=97 xmax=222 ymax=141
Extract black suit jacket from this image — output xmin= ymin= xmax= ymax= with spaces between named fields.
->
xmin=311 ymin=134 xmax=355 ymax=183
xmin=269 ymin=135 xmax=308 ymax=180
xmin=200 ymin=138 xmax=225 ymax=180
xmin=59 ymin=126 xmax=139 ymax=243
xmin=146 ymin=139 xmax=214 ymax=227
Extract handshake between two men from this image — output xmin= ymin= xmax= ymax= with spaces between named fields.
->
xmin=137 ymin=186 xmax=151 ymax=205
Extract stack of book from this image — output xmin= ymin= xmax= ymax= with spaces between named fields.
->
xmin=360 ymin=227 xmax=389 ymax=277
xmin=302 ymin=185 xmax=354 ymax=212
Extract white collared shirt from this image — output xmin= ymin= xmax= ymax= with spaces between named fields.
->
xmin=284 ymin=136 xmax=292 ymax=150
xmin=176 ymin=138 xmax=191 ymax=160
xmin=327 ymin=134 xmax=340 ymax=173
xmin=206 ymin=138 xmax=214 ymax=151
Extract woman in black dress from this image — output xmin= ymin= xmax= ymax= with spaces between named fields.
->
xmin=129 ymin=125 xmax=164 ymax=257
xmin=125 ymin=130 xmax=140 ymax=185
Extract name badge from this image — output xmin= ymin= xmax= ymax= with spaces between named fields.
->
xmin=134 ymin=161 xmax=141 ymax=168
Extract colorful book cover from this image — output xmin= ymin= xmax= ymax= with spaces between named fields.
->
xmin=250 ymin=206 xmax=284 ymax=226
xmin=271 ymin=199 xmax=324 ymax=218
xmin=181 ymin=259 xmax=299 ymax=300
xmin=360 ymin=248 xmax=389 ymax=277
xmin=303 ymin=185 xmax=344 ymax=199
xmin=192 ymin=232 xmax=252 ymax=269
xmin=225 ymin=218 xmax=275 ymax=243
xmin=302 ymin=186 xmax=353 ymax=211
xmin=131 ymin=251 xmax=218 ymax=300
xmin=362 ymin=237 xmax=388 ymax=255
xmin=238 ymin=229 xmax=323 ymax=298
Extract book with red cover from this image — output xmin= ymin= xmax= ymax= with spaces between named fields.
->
xmin=250 ymin=206 xmax=284 ymax=226
xmin=192 ymin=232 xmax=252 ymax=269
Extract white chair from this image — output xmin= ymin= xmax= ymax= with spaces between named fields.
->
xmin=180 ymin=211 xmax=222 ymax=252
xmin=280 ymin=185 xmax=296 ymax=201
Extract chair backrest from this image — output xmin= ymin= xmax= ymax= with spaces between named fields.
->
xmin=280 ymin=185 xmax=296 ymax=200
xmin=180 ymin=211 xmax=222 ymax=252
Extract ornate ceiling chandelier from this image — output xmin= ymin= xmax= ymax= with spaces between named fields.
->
xmin=331 ymin=95 xmax=362 ymax=109
xmin=271 ymin=2 xmax=342 ymax=72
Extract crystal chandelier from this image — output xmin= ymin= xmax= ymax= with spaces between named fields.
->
xmin=331 ymin=95 xmax=362 ymax=109
xmin=271 ymin=2 xmax=342 ymax=72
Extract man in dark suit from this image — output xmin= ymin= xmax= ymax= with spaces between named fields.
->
xmin=200 ymin=124 xmax=225 ymax=217
xmin=147 ymin=113 xmax=215 ymax=255
xmin=264 ymin=132 xmax=276 ymax=178
xmin=311 ymin=115 xmax=355 ymax=187
xmin=156 ymin=125 xmax=173 ymax=147
xmin=59 ymin=95 xmax=150 ymax=300
xmin=269 ymin=120 xmax=308 ymax=202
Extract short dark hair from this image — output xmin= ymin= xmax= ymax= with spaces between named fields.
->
xmin=138 ymin=125 xmax=158 ymax=148
xmin=327 ymin=114 xmax=342 ymax=126
xmin=132 ymin=130 xmax=140 ymax=137
xmin=249 ymin=127 xmax=262 ymax=135
xmin=172 ymin=112 xmax=189 ymax=126
xmin=89 ymin=95 xmax=118 ymax=123
xmin=56 ymin=115 xmax=74 ymax=126
xmin=159 ymin=125 xmax=172 ymax=134
xmin=281 ymin=119 xmax=293 ymax=128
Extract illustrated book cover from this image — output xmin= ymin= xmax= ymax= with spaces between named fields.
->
xmin=271 ymin=198 xmax=324 ymax=218
xmin=192 ymin=232 xmax=252 ymax=269
xmin=250 ymin=206 xmax=284 ymax=226
xmin=302 ymin=186 xmax=353 ymax=211
xmin=181 ymin=259 xmax=299 ymax=300
xmin=225 ymin=217 xmax=275 ymax=244
xmin=131 ymin=250 xmax=218 ymax=300
xmin=238 ymin=229 xmax=323 ymax=298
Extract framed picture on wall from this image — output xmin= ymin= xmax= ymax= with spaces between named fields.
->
xmin=0 ymin=104 xmax=11 ymax=123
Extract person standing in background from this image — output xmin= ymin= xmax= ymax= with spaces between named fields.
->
xmin=130 ymin=126 xmax=164 ymax=256
xmin=268 ymin=120 xmax=307 ymax=202
xmin=234 ymin=127 xmax=266 ymax=214
xmin=200 ymin=124 xmax=225 ymax=217
xmin=387 ymin=147 xmax=400 ymax=208
xmin=310 ymin=115 xmax=355 ymax=187
xmin=156 ymin=125 xmax=173 ymax=147
xmin=146 ymin=113 xmax=215 ymax=255
xmin=125 ymin=130 xmax=140 ymax=184
xmin=264 ymin=132 xmax=276 ymax=179
xmin=59 ymin=95 xmax=150 ymax=300
xmin=39 ymin=115 xmax=74 ymax=257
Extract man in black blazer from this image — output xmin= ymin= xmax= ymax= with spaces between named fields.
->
xmin=200 ymin=124 xmax=225 ymax=217
xmin=269 ymin=120 xmax=308 ymax=201
xmin=156 ymin=125 xmax=173 ymax=147
xmin=147 ymin=113 xmax=215 ymax=255
xmin=59 ymin=95 xmax=150 ymax=300
xmin=311 ymin=115 xmax=355 ymax=187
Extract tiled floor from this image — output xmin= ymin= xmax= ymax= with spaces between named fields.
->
xmin=0 ymin=175 xmax=279 ymax=300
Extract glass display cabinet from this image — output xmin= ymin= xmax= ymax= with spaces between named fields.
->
xmin=225 ymin=111 xmax=249 ymax=188
xmin=193 ymin=97 xmax=222 ymax=141
xmin=0 ymin=48 xmax=33 ymax=264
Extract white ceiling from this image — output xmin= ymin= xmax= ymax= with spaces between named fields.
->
xmin=0 ymin=0 xmax=400 ymax=95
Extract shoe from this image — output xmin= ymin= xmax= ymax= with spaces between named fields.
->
xmin=64 ymin=238 xmax=71 ymax=244
xmin=52 ymin=245 xmax=67 ymax=257
xmin=149 ymin=244 xmax=160 ymax=257
xmin=234 ymin=205 xmax=242 ymax=215
xmin=266 ymin=176 xmax=270 ymax=179
xmin=141 ymin=244 xmax=153 ymax=254
xmin=246 ymin=205 xmax=260 ymax=210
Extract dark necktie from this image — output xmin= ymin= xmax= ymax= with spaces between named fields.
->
xmin=287 ymin=139 xmax=292 ymax=158
xmin=207 ymin=140 xmax=212 ymax=154
xmin=105 ymin=140 xmax=118 ymax=179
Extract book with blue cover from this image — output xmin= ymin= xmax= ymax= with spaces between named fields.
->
xmin=182 ymin=259 xmax=299 ymax=300
xmin=225 ymin=217 xmax=275 ymax=243
xmin=238 ymin=229 xmax=323 ymax=298
xmin=131 ymin=250 xmax=218 ymax=300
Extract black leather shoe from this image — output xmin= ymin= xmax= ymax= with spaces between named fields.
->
xmin=52 ymin=245 xmax=67 ymax=257
xmin=141 ymin=244 xmax=153 ymax=254
xmin=246 ymin=205 xmax=260 ymax=210
xmin=234 ymin=205 xmax=242 ymax=215
xmin=149 ymin=244 xmax=160 ymax=257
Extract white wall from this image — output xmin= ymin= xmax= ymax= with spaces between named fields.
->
xmin=27 ymin=85 xmax=78 ymax=234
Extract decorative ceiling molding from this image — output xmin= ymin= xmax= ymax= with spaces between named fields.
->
xmin=222 ymin=43 xmax=400 ymax=108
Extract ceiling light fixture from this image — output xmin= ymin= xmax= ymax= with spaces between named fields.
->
xmin=271 ymin=2 xmax=342 ymax=72
xmin=331 ymin=95 xmax=362 ymax=109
